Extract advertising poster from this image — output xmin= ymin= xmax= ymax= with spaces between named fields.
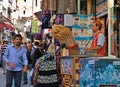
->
xmin=72 ymin=14 xmax=93 ymax=52
xmin=61 ymin=58 xmax=74 ymax=87
xmin=73 ymin=14 xmax=80 ymax=26
xmin=96 ymin=0 xmax=108 ymax=17
xmin=95 ymin=59 xmax=120 ymax=87
xmin=61 ymin=58 xmax=72 ymax=75
xmin=79 ymin=58 xmax=120 ymax=87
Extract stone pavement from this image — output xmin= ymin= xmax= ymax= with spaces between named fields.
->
xmin=0 ymin=68 xmax=33 ymax=87
xmin=0 ymin=68 xmax=6 ymax=87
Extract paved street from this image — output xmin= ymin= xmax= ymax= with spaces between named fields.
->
xmin=0 ymin=68 xmax=32 ymax=87
xmin=0 ymin=68 xmax=6 ymax=87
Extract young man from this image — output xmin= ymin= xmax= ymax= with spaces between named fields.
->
xmin=84 ymin=18 xmax=106 ymax=56
xmin=3 ymin=34 xmax=28 ymax=87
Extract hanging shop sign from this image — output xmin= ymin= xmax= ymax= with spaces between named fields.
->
xmin=96 ymin=0 xmax=108 ymax=17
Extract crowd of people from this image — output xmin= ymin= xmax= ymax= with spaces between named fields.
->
xmin=0 ymin=18 xmax=107 ymax=87
xmin=0 ymin=34 xmax=54 ymax=87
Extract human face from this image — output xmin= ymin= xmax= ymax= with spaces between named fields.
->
xmin=27 ymin=43 xmax=32 ymax=50
xmin=14 ymin=37 xmax=22 ymax=46
xmin=92 ymin=23 xmax=99 ymax=33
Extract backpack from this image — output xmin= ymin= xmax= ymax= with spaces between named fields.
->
xmin=33 ymin=54 xmax=58 ymax=87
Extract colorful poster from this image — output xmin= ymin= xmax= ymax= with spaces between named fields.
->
xmin=61 ymin=59 xmax=72 ymax=75
xmin=79 ymin=58 xmax=120 ymax=87
xmin=72 ymin=14 xmax=93 ymax=52
xmin=95 ymin=59 xmax=120 ymax=87
xmin=79 ymin=58 xmax=95 ymax=87
xmin=31 ymin=20 xmax=39 ymax=33
xmin=61 ymin=58 xmax=74 ymax=87
xmin=96 ymin=0 xmax=108 ymax=17
xmin=73 ymin=14 xmax=80 ymax=26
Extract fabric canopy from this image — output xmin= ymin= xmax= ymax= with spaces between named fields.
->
xmin=0 ymin=23 xmax=4 ymax=29
xmin=0 ymin=22 xmax=15 ymax=30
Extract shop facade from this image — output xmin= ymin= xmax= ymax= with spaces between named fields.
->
xmin=31 ymin=0 xmax=120 ymax=87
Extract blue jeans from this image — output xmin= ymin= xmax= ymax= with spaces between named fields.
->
xmin=28 ymin=68 xmax=34 ymax=87
xmin=6 ymin=70 xmax=22 ymax=87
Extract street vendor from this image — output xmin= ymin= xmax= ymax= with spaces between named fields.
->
xmin=84 ymin=18 xmax=106 ymax=57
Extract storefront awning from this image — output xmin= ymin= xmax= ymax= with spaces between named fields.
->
xmin=4 ymin=22 xmax=15 ymax=30
xmin=0 ymin=23 xmax=4 ymax=29
xmin=0 ymin=21 xmax=15 ymax=30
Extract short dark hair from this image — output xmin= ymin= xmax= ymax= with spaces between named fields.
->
xmin=34 ymin=41 xmax=39 ymax=46
xmin=14 ymin=34 xmax=22 ymax=40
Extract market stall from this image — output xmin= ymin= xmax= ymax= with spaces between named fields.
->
xmin=50 ymin=24 xmax=120 ymax=87
xmin=60 ymin=56 xmax=120 ymax=87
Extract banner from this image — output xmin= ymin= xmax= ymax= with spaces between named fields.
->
xmin=72 ymin=14 xmax=93 ymax=51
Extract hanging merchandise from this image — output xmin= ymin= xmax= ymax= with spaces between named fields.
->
xmin=57 ymin=0 xmax=77 ymax=14
xmin=41 ymin=0 xmax=56 ymax=11
xmin=40 ymin=10 xmax=55 ymax=29
xmin=31 ymin=20 xmax=39 ymax=33
xmin=33 ymin=54 xmax=58 ymax=87
xmin=54 ymin=14 xmax=64 ymax=25
xmin=50 ymin=25 xmax=80 ymax=55
xmin=56 ymin=0 xmax=66 ymax=14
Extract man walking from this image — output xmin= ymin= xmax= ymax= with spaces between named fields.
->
xmin=3 ymin=34 xmax=28 ymax=87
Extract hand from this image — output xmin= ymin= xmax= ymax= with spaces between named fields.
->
xmin=84 ymin=47 xmax=90 ymax=51
xmin=7 ymin=62 xmax=14 ymax=69
xmin=23 ymin=66 xmax=28 ymax=72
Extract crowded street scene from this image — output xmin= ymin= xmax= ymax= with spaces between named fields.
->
xmin=0 ymin=0 xmax=120 ymax=87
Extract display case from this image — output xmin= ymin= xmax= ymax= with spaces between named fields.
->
xmin=60 ymin=55 xmax=88 ymax=87
xmin=60 ymin=56 xmax=120 ymax=87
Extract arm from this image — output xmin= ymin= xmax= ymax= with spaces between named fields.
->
xmin=84 ymin=34 xmax=105 ymax=51
xmin=3 ymin=47 xmax=9 ymax=63
xmin=22 ymin=49 xmax=28 ymax=72
xmin=84 ymin=45 xmax=102 ymax=51
xmin=3 ymin=47 xmax=14 ymax=69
